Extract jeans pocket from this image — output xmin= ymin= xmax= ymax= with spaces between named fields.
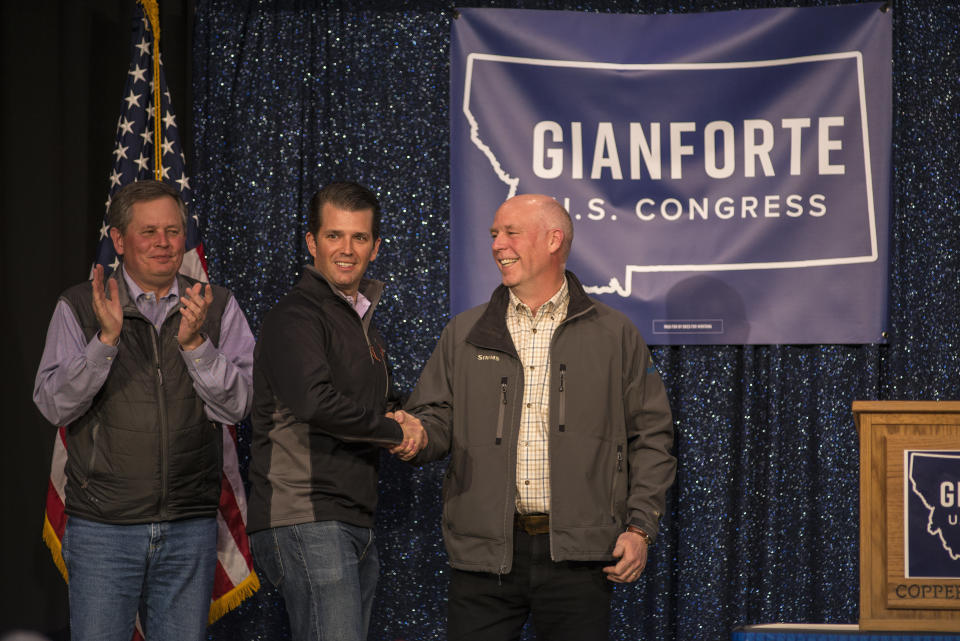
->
xmin=250 ymin=529 xmax=285 ymax=588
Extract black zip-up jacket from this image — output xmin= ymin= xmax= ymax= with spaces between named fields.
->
xmin=247 ymin=266 xmax=403 ymax=533
xmin=61 ymin=267 xmax=230 ymax=524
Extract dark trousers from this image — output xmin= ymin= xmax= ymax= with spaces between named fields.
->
xmin=448 ymin=527 xmax=613 ymax=641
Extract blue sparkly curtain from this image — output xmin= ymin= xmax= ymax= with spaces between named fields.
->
xmin=193 ymin=1 xmax=955 ymax=640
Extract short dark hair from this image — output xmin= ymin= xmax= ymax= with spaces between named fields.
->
xmin=107 ymin=180 xmax=187 ymax=234
xmin=307 ymin=182 xmax=381 ymax=239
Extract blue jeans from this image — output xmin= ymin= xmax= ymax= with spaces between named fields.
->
xmin=62 ymin=515 xmax=217 ymax=641
xmin=250 ymin=521 xmax=379 ymax=641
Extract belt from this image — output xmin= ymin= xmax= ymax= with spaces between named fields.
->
xmin=514 ymin=513 xmax=550 ymax=535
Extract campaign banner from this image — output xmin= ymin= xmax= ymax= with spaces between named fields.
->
xmin=449 ymin=4 xmax=892 ymax=344
xmin=906 ymin=450 xmax=960 ymax=580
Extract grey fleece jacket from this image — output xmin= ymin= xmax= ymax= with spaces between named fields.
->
xmin=406 ymin=271 xmax=676 ymax=574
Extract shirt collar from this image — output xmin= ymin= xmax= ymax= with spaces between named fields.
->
xmin=121 ymin=267 xmax=180 ymax=302
xmin=336 ymin=288 xmax=372 ymax=318
xmin=508 ymin=276 xmax=569 ymax=317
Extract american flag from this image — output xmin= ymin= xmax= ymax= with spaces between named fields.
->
xmin=41 ymin=0 xmax=259 ymax=632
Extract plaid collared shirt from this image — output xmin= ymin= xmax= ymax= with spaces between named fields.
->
xmin=506 ymin=277 xmax=570 ymax=515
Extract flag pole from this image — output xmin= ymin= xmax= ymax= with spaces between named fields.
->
xmin=140 ymin=0 xmax=163 ymax=180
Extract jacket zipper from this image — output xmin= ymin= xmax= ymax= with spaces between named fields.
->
xmin=558 ymin=363 xmax=566 ymax=432
xmin=498 ymin=372 xmax=512 ymax=576
xmin=352 ymin=295 xmax=390 ymax=403
xmin=375 ymin=342 xmax=389 ymax=402
xmin=611 ymin=443 xmax=624 ymax=518
xmin=495 ymin=377 xmax=507 ymax=445
xmin=152 ymin=329 xmax=169 ymax=520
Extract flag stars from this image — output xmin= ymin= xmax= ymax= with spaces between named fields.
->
xmin=99 ymin=222 xmax=110 ymax=240
xmin=110 ymin=256 xmax=121 ymax=272
xmin=118 ymin=117 xmax=135 ymax=136
xmin=160 ymin=165 xmax=171 ymax=180
xmin=128 ymin=64 xmax=147 ymax=84
xmin=161 ymin=138 xmax=175 ymax=156
xmin=134 ymin=152 xmax=150 ymax=172
xmin=139 ymin=128 xmax=153 ymax=146
xmin=145 ymin=104 xmax=156 ymax=120
xmin=124 ymin=90 xmax=142 ymax=109
xmin=109 ymin=169 xmax=122 ymax=187
xmin=176 ymin=175 xmax=191 ymax=191
xmin=135 ymin=38 xmax=150 ymax=57
xmin=163 ymin=111 xmax=177 ymax=130
xmin=113 ymin=143 xmax=129 ymax=160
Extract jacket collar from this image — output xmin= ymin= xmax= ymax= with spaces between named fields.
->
xmin=299 ymin=265 xmax=384 ymax=316
xmin=466 ymin=270 xmax=594 ymax=354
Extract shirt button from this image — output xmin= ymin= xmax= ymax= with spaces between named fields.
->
xmin=531 ymin=329 xmax=537 ymax=334
xmin=529 ymin=365 xmax=535 ymax=370
xmin=524 ymin=480 xmax=530 ymax=485
xmin=526 ymin=403 xmax=532 ymax=408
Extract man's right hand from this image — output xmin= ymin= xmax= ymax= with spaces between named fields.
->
xmin=387 ymin=410 xmax=428 ymax=461
xmin=92 ymin=264 xmax=122 ymax=345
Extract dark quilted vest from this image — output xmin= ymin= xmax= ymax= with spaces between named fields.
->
xmin=59 ymin=266 xmax=229 ymax=524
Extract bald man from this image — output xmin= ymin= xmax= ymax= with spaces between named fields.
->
xmin=396 ymin=195 xmax=676 ymax=640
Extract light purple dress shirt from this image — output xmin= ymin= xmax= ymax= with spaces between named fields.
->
xmin=33 ymin=270 xmax=255 ymax=426
xmin=337 ymin=290 xmax=371 ymax=318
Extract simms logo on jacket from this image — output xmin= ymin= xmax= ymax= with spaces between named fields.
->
xmin=477 ymin=353 xmax=501 ymax=362
xmin=906 ymin=450 xmax=960 ymax=579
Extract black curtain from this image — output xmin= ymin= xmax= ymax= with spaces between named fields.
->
xmin=0 ymin=1 xmax=193 ymax=633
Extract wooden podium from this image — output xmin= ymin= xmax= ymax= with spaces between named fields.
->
xmin=855 ymin=400 xmax=960 ymax=632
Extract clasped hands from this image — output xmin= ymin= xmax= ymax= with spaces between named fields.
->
xmin=91 ymin=264 xmax=212 ymax=350
xmin=385 ymin=410 xmax=427 ymax=461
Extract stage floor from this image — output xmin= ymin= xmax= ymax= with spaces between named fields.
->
xmin=733 ymin=624 xmax=960 ymax=640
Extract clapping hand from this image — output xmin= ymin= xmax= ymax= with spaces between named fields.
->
xmin=178 ymin=282 xmax=213 ymax=351
xmin=91 ymin=264 xmax=122 ymax=345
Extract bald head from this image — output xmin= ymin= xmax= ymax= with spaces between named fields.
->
xmin=499 ymin=194 xmax=574 ymax=262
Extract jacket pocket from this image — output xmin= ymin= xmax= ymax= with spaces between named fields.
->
xmin=443 ymin=446 xmax=504 ymax=541
xmin=77 ymin=422 xmax=101 ymax=497
xmin=495 ymin=376 xmax=508 ymax=445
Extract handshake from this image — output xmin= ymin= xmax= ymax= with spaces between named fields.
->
xmin=385 ymin=410 xmax=427 ymax=461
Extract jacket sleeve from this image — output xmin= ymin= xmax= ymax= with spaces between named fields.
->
xmin=404 ymin=320 xmax=458 ymax=464
xmin=33 ymin=299 xmax=118 ymax=426
xmin=622 ymin=326 xmax=676 ymax=541
xmin=181 ymin=294 xmax=255 ymax=424
xmin=259 ymin=304 xmax=402 ymax=445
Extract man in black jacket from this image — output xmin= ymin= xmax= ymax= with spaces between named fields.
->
xmin=247 ymin=181 xmax=426 ymax=641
